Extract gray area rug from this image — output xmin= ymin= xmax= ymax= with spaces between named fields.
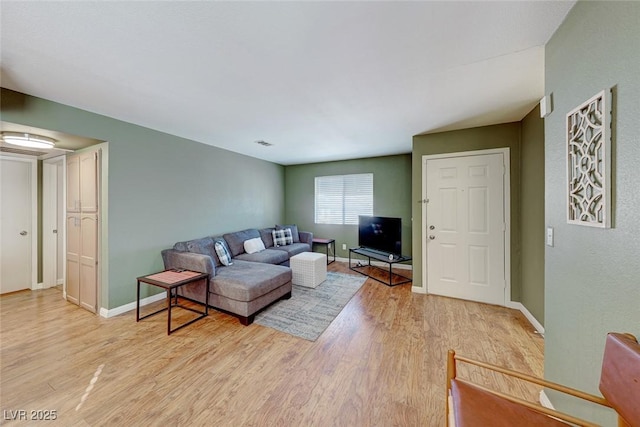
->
xmin=254 ymin=272 xmax=367 ymax=341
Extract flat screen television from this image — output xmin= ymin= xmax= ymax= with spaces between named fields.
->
xmin=358 ymin=215 xmax=402 ymax=256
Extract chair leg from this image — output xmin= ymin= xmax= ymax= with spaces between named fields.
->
xmin=446 ymin=350 xmax=457 ymax=427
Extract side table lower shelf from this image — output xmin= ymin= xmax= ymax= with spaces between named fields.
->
xmin=349 ymin=247 xmax=412 ymax=287
xmin=136 ymin=269 xmax=210 ymax=335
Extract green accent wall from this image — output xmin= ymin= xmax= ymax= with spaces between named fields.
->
xmin=1 ymin=89 xmax=285 ymax=309
xmin=544 ymin=1 xmax=640 ymax=424
xmin=284 ymin=155 xmax=412 ymax=260
xmin=520 ymin=105 xmax=545 ymax=325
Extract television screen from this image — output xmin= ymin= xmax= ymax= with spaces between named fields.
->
xmin=358 ymin=216 xmax=402 ymax=255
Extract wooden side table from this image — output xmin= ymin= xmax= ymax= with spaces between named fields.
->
xmin=136 ymin=269 xmax=210 ymax=335
xmin=312 ymin=237 xmax=336 ymax=265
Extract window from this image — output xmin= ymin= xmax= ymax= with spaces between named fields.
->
xmin=315 ymin=173 xmax=373 ymax=225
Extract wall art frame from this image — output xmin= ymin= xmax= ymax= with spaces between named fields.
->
xmin=566 ymin=89 xmax=611 ymax=228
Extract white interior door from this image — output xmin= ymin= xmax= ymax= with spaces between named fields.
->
xmin=425 ymin=152 xmax=507 ymax=305
xmin=1 ymin=156 xmax=36 ymax=294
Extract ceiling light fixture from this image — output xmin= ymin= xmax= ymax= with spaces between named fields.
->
xmin=1 ymin=132 xmax=57 ymax=149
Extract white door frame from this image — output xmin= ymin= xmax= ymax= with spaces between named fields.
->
xmin=1 ymin=154 xmax=38 ymax=289
xmin=43 ymin=156 xmax=66 ymax=290
xmin=420 ymin=148 xmax=511 ymax=306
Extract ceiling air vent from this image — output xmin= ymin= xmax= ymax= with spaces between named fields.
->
xmin=254 ymin=140 xmax=273 ymax=147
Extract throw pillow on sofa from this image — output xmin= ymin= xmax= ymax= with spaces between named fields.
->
xmin=272 ymin=228 xmax=293 ymax=247
xmin=244 ymin=237 xmax=266 ymax=254
xmin=215 ymin=240 xmax=233 ymax=266
xmin=276 ymin=224 xmax=300 ymax=243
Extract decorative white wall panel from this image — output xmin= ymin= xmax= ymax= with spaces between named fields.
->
xmin=566 ymin=90 xmax=611 ymax=228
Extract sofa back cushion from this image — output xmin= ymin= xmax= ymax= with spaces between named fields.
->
xmin=260 ymin=228 xmax=275 ymax=248
xmin=223 ymin=229 xmax=260 ymax=256
xmin=175 ymin=237 xmax=216 ymax=259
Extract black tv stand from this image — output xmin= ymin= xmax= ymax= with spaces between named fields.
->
xmin=349 ymin=247 xmax=412 ymax=287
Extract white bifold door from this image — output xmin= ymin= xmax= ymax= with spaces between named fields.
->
xmin=426 ymin=152 xmax=506 ymax=306
xmin=66 ymin=150 xmax=99 ymax=313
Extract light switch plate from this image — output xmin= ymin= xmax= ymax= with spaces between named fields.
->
xmin=546 ymin=227 xmax=554 ymax=247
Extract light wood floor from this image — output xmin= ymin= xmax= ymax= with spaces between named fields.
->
xmin=0 ymin=262 xmax=543 ymax=426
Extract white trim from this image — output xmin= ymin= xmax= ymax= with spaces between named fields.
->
xmin=420 ymin=148 xmax=511 ymax=306
xmin=412 ymin=285 xmax=427 ymax=294
xmin=539 ymin=390 xmax=554 ymax=409
xmin=99 ymin=292 xmax=165 ymax=318
xmin=507 ymin=301 xmax=545 ymax=335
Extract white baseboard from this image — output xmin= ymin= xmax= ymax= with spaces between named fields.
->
xmin=412 ymin=285 xmax=427 ymax=294
xmin=539 ymin=390 xmax=554 ymax=409
xmin=507 ymin=301 xmax=545 ymax=335
xmin=33 ymin=282 xmax=44 ymax=290
xmin=99 ymin=292 xmax=165 ymax=318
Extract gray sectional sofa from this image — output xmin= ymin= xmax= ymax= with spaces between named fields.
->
xmin=161 ymin=226 xmax=312 ymax=325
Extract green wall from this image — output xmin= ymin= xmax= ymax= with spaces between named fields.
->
xmin=284 ymin=155 xmax=412 ymax=259
xmin=520 ymin=105 xmax=545 ymax=325
xmin=411 ymin=123 xmax=523 ymax=299
xmin=1 ymin=89 xmax=285 ymax=309
xmin=544 ymin=1 xmax=640 ymax=424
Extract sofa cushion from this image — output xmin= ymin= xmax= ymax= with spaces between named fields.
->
xmin=272 ymin=228 xmax=293 ymax=247
xmin=260 ymin=228 xmax=275 ymax=248
xmin=224 ymin=229 xmax=260 ymax=256
xmin=235 ymin=248 xmax=289 ymax=265
xmin=211 ymin=260 xmax=292 ymax=301
xmin=215 ymin=240 xmax=233 ymax=266
xmin=272 ymin=242 xmax=310 ymax=258
xmin=276 ymin=224 xmax=300 ymax=243
xmin=244 ymin=237 xmax=266 ymax=254
xmin=173 ymin=237 xmax=216 ymax=257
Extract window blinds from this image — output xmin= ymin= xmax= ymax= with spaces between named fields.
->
xmin=315 ymin=173 xmax=373 ymax=225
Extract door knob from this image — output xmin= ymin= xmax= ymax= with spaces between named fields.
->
xmin=429 ymin=235 xmax=436 ymax=240
xmin=429 ymin=225 xmax=435 ymax=230
xmin=20 ymin=230 xmax=28 ymax=236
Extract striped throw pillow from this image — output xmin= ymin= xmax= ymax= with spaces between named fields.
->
xmin=214 ymin=241 xmax=233 ymax=266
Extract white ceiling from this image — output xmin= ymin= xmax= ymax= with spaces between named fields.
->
xmin=0 ymin=1 xmax=575 ymax=165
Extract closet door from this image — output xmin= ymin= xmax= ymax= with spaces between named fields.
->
xmin=79 ymin=214 xmax=97 ymax=313
xmin=66 ymin=156 xmax=80 ymax=212
xmin=65 ymin=150 xmax=99 ymax=313
xmin=66 ymin=214 xmax=80 ymax=305
xmin=80 ymin=152 xmax=98 ymax=213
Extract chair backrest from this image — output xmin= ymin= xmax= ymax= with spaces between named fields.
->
xmin=599 ymin=332 xmax=640 ymax=426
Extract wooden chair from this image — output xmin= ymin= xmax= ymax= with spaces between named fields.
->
xmin=446 ymin=332 xmax=640 ymax=427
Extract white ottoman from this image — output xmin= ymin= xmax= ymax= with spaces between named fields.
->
xmin=290 ymin=252 xmax=327 ymax=288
